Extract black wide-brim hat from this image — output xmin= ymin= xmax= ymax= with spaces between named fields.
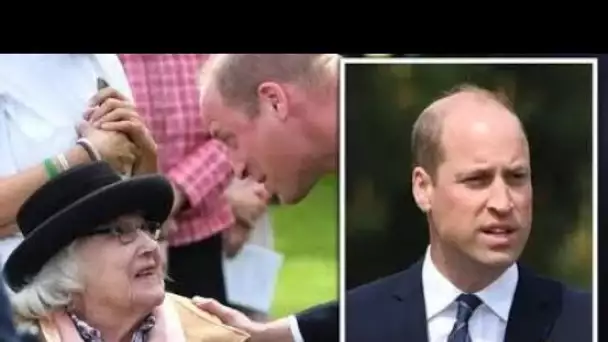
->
xmin=3 ymin=161 xmax=174 ymax=292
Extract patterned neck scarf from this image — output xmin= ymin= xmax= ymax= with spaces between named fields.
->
xmin=67 ymin=311 xmax=156 ymax=342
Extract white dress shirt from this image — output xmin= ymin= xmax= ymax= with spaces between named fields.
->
xmin=0 ymin=54 xmax=133 ymax=263
xmin=289 ymin=315 xmax=304 ymax=342
xmin=422 ymin=247 xmax=518 ymax=342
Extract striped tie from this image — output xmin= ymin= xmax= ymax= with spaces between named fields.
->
xmin=447 ymin=293 xmax=482 ymax=342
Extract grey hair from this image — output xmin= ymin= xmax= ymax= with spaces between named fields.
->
xmin=10 ymin=241 xmax=83 ymax=321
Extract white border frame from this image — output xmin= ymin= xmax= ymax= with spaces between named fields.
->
xmin=339 ymin=57 xmax=598 ymax=342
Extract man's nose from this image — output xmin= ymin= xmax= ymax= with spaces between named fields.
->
xmin=487 ymin=180 xmax=513 ymax=215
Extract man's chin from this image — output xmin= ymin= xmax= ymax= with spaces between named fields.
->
xmin=475 ymin=250 xmax=519 ymax=269
xmin=278 ymin=191 xmax=309 ymax=205
xmin=279 ymin=182 xmax=318 ymax=205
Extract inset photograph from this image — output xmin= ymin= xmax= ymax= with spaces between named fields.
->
xmin=342 ymin=58 xmax=595 ymax=342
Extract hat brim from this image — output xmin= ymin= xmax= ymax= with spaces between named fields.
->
xmin=4 ymin=174 xmax=174 ymax=292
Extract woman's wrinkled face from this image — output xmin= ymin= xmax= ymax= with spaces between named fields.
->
xmin=76 ymin=215 xmax=165 ymax=313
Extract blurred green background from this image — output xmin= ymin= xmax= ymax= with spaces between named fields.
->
xmin=269 ymin=175 xmax=338 ymax=318
xmin=344 ymin=62 xmax=593 ymax=291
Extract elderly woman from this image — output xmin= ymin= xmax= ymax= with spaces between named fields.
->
xmin=2 ymin=161 xmax=249 ymax=342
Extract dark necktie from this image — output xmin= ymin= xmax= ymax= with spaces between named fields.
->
xmin=447 ymin=293 xmax=482 ymax=342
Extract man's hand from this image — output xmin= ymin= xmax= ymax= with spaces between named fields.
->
xmin=76 ymin=121 xmax=137 ymax=175
xmin=225 ymin=179 xmax=270 ymax=226
xmin=222 ymin=219 xmax=252 ymax=258
xmin=192 ymin=297 xmax=295 ymax=342
xmin=84 ymin=87 xmax=159 ymax=175
xmin=192 ymin=297 xmax=265 ymax=339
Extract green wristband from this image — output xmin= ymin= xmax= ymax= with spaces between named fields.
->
xmin=43 ymin=158 xmax=60 ymax=179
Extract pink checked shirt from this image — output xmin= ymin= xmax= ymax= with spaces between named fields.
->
xmin=119 ymin=54 xmax=235 ymax=247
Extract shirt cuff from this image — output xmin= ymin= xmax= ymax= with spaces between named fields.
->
xmin=288 ymin=314 xmax=305 ymax=342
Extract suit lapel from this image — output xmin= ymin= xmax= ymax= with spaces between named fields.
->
xmin=505 ymin=265 xmax=563 ymax=342
xmin=390 ymin=260 xmax=429 ymax=342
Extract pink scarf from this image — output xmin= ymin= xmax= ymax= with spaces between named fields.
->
xmin=38 ymin=297 xmax=186 ymax=342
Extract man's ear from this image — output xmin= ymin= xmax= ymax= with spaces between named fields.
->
xmin=257 ymin=82 xmax=288 ymax=120
xmin=412 ymin=166 xmax=433 ymax=213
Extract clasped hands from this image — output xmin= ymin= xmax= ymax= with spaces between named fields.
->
xmin=77 ymin=86 xmax=157 ymax=175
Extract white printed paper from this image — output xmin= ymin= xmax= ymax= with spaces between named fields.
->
xmin=222 ymin=244 xmax=284 ymax=313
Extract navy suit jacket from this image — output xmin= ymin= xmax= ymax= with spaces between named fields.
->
xmin=347 ymin=261 xmax=591 ymax=342
xmin=296 ymin=300 xmax=339 ymax=341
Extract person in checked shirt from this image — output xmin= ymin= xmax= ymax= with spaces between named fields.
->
xmin=119 ymin=54 xmax=268 ymax=305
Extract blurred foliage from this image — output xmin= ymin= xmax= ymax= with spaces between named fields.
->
xmin=345 ymin=63 xmax=593 ymax=291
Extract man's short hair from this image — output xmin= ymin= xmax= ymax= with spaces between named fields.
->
xmin=410 ymin=83 xmax=515 ymax=177
xmin=203 ymin=54 xmax=338 ymax=117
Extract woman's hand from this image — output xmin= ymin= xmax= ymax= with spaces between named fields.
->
xmin=224 ymin=178 xmax=270 ymax=225
xmin=85 ymin=88 xmax=159 ymax=175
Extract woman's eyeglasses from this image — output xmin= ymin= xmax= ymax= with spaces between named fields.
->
xmin=88 ymin=220 xmax=165 ymax=244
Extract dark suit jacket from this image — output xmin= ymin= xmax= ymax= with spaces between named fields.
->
xmin=346 ymin=260 xmax=591 ymax=342
xmin=297 ymin=300 xmax=339 ymax=341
